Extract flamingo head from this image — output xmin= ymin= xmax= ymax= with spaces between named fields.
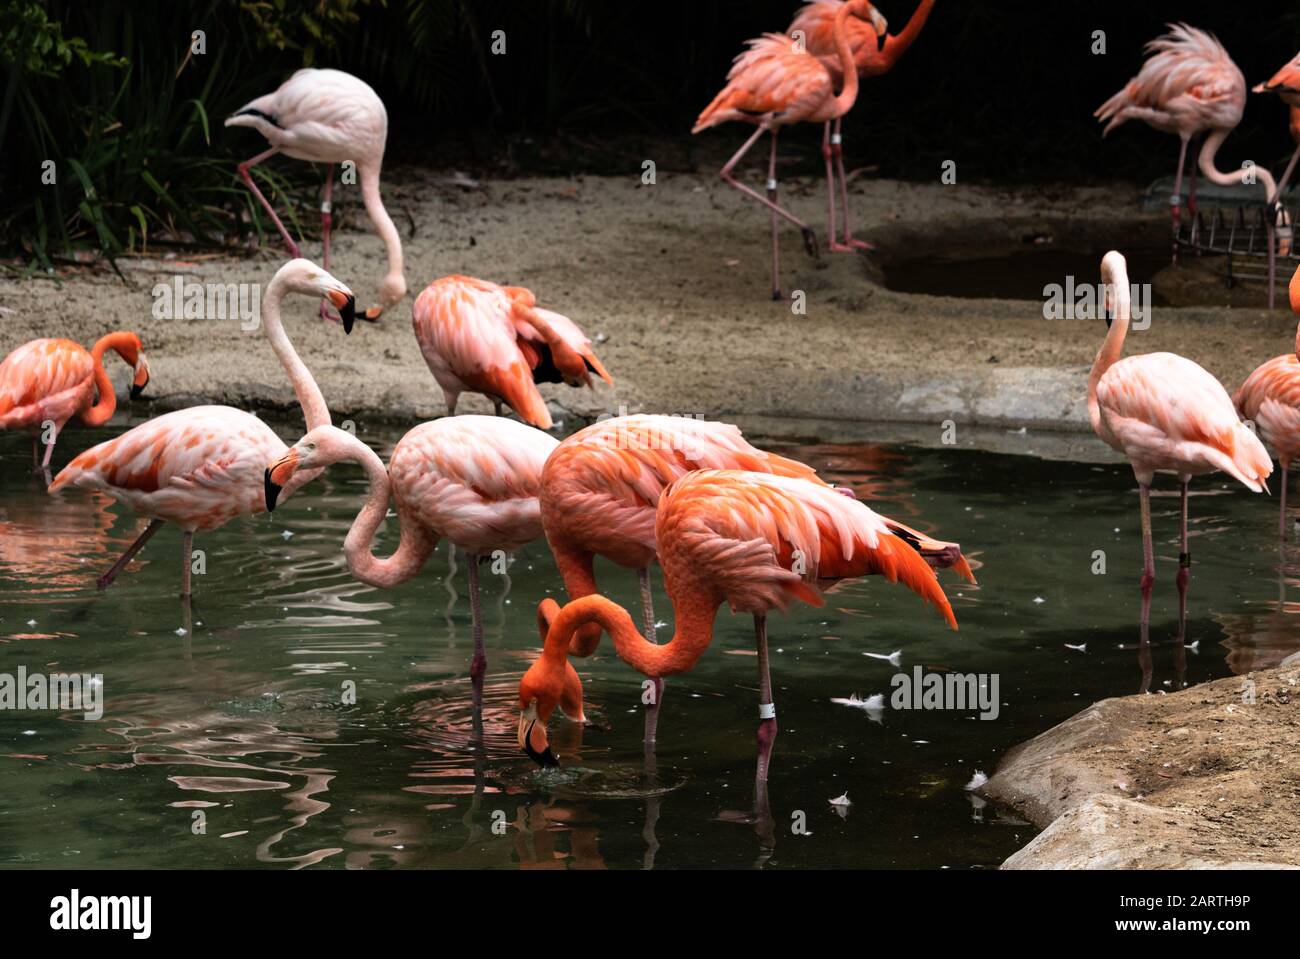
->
xmin=263 ymin=425 xmax=353 ymax=511
xmin=111 ymin=333 xmax=150 ymax=398
xmin=1291 ymin=264 xmax=1300 ymax=316
xmin=517 ymin=598 xmax=586 ymax=768
xmin=274 ymin=258 xmax=358 ymax=332
xmin=861 ymin=1 xmax=889 ymax=38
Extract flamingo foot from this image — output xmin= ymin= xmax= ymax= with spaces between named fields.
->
xmin=842 ymin=235 xmax=874 ymax=251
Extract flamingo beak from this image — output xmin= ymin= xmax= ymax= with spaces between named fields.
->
xmin=518 ymin=703 xmax=559 ymax=768
xmin=263 ymin=449 xmax=298 ymax=512
xmin=328 ymin=289 xmax=358 ymax=334
xmin=130 ymin=353 xmax=150 ymax=399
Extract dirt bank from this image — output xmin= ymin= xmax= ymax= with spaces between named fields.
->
xmin=981 ymin=664 xmax=1300 ymax=869
xmin=3 ymin=167 xmax=1294 ymax=446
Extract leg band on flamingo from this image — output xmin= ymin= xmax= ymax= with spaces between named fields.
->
xmin=758 ymin=702 xmax=776 ymax=719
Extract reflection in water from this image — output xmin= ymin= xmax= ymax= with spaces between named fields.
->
xmin=1214 ymin=544 xmax=1300 ymax=673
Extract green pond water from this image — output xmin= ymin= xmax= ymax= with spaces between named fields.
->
xmin=0 ymin=415 xmax=1294 ymax=870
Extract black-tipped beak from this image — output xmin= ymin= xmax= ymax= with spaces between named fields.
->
xmin=339 ymin=295 xmax=358 ymax=334
xmin=524 ymin=740 xmax=560 ymax=768
xmin=263 ymin=468 xmax=282 ymax=512
xmin=130 ymin=383 xmax=145 ymax=400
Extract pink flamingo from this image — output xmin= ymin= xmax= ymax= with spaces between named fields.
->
xmin=1254 ymin=51 xmax=1300 ymax=245
xmin=540 ymin=413 xmax=973 ymax=743
xmin=411 ymin=275 xmax=613 ymax=430
xmin=263 ymin=416 xmax=559 ymax=698
xmin=1234 ymin=266 xmax=1300 ymax=535
xmin=226 ymin=69 xmax=404 ymax=322
xmin=1 ymin=333 xmax=150 ymax=469
xmin=519 ymin=469 xmax=959 ymax=779
xmin=1096 ymin=24 xmax=1282 ymax=284
xmin=693 ymin=0 xmax=883 ymax=299
xmin=48 ymin=259 xmax=355 ymax=596
xmin=787 ymin=0 xmax=937 ymax=251
xmin=1090 ymin=250 xmax=1271 ymax=635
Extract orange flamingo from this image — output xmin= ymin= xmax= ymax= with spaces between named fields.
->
xmin=263 ymin=415 xmax=559 ymax=697
xmin=518 ymin=469 xmax=961 ymax=780
xmin=693 ymin=0 xmax=883 ymax=299
xmin=1096 ymin=24 xmax=1282 ymax=281
xmin=48 ymin=259 xmax=355 ymax=595
xmin=788 ymin=0 xmax=936 ymax=251
xmin=1090 ymin=250 xmax=1271 ymax=636
xmin=1253 ymin=51 xmax=1300 ymax=248
xmin=0 ymin=333 xmax=150 ymax=469
xmin=411 ymin=275 xmax=613 ymax=430
xmin=1234 ymin=266 xmax=1300 ymax=536
xmin=540 ymin=414 xmax=973 ymax=743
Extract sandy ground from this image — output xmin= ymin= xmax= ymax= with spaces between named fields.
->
xmin=4 ymin=165 xmax=1297 ymax=447
xmin=981 ymin=664 xmax=1300 ymax=868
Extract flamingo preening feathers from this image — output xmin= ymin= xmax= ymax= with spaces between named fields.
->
xmin=226 ymin=68 xmax=405 ymax=322
xmin=411 ymin=275 xmax=613 ymax=430
xmin=0 ymin=333 xmax=150 ymax=469
xmin=519 ymin=469 xmax=963 ymax=780
xmin=48 ymin=259 xmax=356 ymax=596
xmin=1089 ymin=250 xmax=1271 ymax=635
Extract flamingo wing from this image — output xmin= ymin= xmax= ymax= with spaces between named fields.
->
xmin=1235 ymin=353 xmax=1300 ymax=463
xmin=515 ymin=307 xmax=614 ymax=388
xmin=0 ymin=339 xmax=92 ymax=427
xmin=657 ymin=470 xmax=956 ymax=628
xmin=788 ymin=1 xmax=883 ymax=71
xmin=226 ymin=69 xmax=386 ymax=164
xmin=693 ymin=34 xmax=834 ymax=131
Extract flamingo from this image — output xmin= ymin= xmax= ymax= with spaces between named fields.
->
xmin=693 ymin=0 xmax=883 ymax=299
xmin=1095 ymin=23 xmax=1283 ymax=293
xmin=1089 ymin=250 xmax=1271 ymax=636
xmin=47 ymin=259 xmax=355 ymax=596
xmin=539 ymin=413 xmax=973 ymax=743
xmin=787 ymin=0 xmax=936 ymax=252
xmin=411 ymin=275 xmax=613 ymax=430
xmin=1234 ymin=266 xmax=1300 ymax=536
xmin=226 ymin=69 xmax=405 ymax=322
xmin=518 ymin=469 xmax=961 ymax=780
xmin=1253 ymin=51 xmax=1300 ymax=248
xmin=1 ymin=332 xmax=150 ymax=469
xmin=262 ymin=416 xmax=559 ymax=699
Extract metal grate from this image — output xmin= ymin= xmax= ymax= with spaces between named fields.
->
xmin=1174 ymin=202 xmax=1297 ymax=309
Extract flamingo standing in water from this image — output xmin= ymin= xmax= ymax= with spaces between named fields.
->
xmin=48 ymin=260 xmax=355 ymax=595
xmin=787 ymin=0 xmax=936 ymax=251
xmin=1089 ymin=250 xmax=1271 ymax=634
xmin=1 ymin=333 xmax=150 ymax=469
xmin=1096 ymin=24 xmax=1284 ymax=289
xmin=1234 ymin=266 xmax=1300 ymax=536
xmin=693 ymin=0 xmax=883 ymax=299
xmin=263 ymin=416 xmax=559 ymax=699
xmin=1253 ymin=51 xmax=1300 ymax=245
xmin=540 ymin=414 xmax=973 ymax=743
xmin=226 ymin=69 xmax=405 ymax=322
xmin=519 ymin=469 xmax=960 ymax=780
xmin=411 ymin=275 xmax=613 ymax=430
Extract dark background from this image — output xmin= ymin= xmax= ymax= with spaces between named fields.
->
xmin=5 ymin=0 xmax=1300 ymax=261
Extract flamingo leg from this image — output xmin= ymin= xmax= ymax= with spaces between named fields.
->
xmin=493 ymin=398 xmax=503 ymax=417
xmin=754 ymin=612 xmax=777 ymax=782
xmin=236 ymin=146 xmax=301 ymax=258
xmin=39 ymin=424 xmax=58 ymax=469
xmin=1281 ymin=461 xmax=1290 ymax=539
xmin=1138 ymin=483 xmax=1155 ymax=631
xmin=97 ymin=519 xmax=164 ymax=590
xmin=1187 ymin=137 xmax=1200 ymax=219
xmin=821 ymin=122 xmax=838 ymax=249
xmin=832 ymin=117 xmax=873 ymax=251
xmin=638 ymin=566 xmax=664 ymax=746
xmin=718 ymin=125 xmax=819 ymax=298
xmin=180 ymin=530 xmax=193 ymax=598
xmin=1171 ymin=135 xmax=1189 ymax=265
xmin=468 ymin=551 xmax=486 ymax=708
xmin=318 ymin=166 xmax=336 ymax=323
xmin=767 ymin=130 xmax=782 ymax=301
xmin=1176 ymin=481 xmax=1190 ymax=637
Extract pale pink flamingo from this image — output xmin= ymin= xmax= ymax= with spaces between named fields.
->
xmin=1 ymin=332 xmax=150 ymax=469
xmin=1254 ymin=51 xmax=1300 ymax=250
xmin=540 ymin=413 xmax=973 ymax=743
xmin=1090 ymin=250 xmax=1271 ymax=635
xmin=411 ymin=275 xmax=613 ymax=430
xmin=693 ymin=0 xmax=883 ymax=299
xmin=788 ymin=0 xmax=936 ymax=251
xmin=226 ymin=69 xmax=404 ymax=322
xmin=1096 ymin=24 xmax=1283 ymax=290
xmin=1234 ymin=266 xmax=1300 ymax=535
xmin=262 ymin=416 xmax=559 ymax=698
xmin=48 ymin=259 xmax=355 ymax=595
xmin=519 ymin=469 xmax=960 ymax=778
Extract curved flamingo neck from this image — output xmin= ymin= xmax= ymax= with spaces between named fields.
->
xmin=877 ymin=0 xmax=935 ymax=69
xmin=829 ymin=4 xmax=862 ymax=117
xmin=81 ymin=332 xmax=134 ymax=426
xmin=1088 ymin=257 xmax=1132 ymax=433
xmin=360 ymin=166 xmax=404 ymax=295
xmin=334 ymin=434 xmax=437 ymax=589
xmin=541 ymin=592 xmax=718 ymax=678
xmin=548 ymin=539 xmax=603 ymax=656
xmin=1199 ymin=128 xmax=1279 ymax=202
xmin=264 ymin=274 xmax=330 ymax=431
